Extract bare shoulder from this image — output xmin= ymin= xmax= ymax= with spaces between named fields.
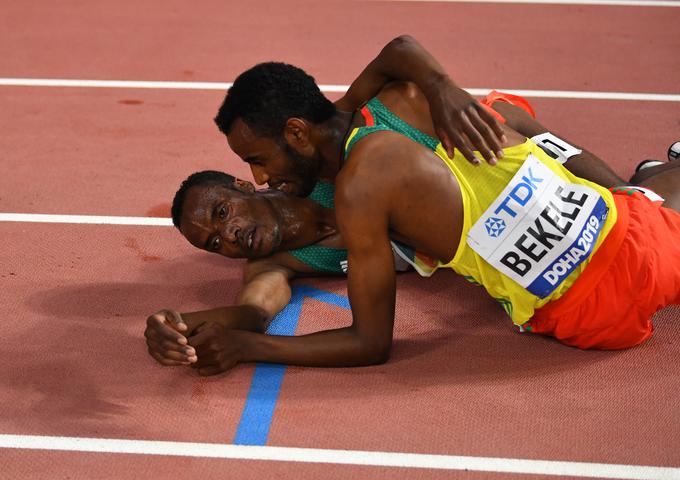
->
xmin=337 ymin=129 xmax=442 ymax=212
xmin=336 ymin=130 xmax=412 ymax=211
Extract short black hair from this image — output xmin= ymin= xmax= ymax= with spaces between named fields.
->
xmin=171 ymin=170 xmax=236 ymax=229
xmin=214 ymin=62 xmax=336 ymax=138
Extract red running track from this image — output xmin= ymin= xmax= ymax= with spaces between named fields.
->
xmin=1 ymin=0 xmax=680 ymax=478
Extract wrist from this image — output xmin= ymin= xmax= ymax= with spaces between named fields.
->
xmin=227 ymin=304 xmax=269 ymax=332
xmin=180 ymin=311 xmax=204 ymax=335
xmin=234 ymin=330 xmax=260 ymax=363
xmin=422 ymin=72 xmax=455 ymax=99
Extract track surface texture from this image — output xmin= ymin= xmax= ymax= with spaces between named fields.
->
xmin=1 ymin=0 xmax=679 ymax=478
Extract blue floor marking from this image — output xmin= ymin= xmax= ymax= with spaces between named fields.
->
xmin=233 ymin=285 xmax=350 ymax=446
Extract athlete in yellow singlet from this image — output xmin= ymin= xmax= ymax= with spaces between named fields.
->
xmin=344 ymin=94 xmax=618 ymax=327
xmin=145 ymin=37 xmax=679 ymax=374
xmin=169 ymin=65 xmax=679 ymax=374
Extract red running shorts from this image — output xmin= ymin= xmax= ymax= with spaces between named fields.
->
xmin=527 ymin=190 xmax=680 ymax=349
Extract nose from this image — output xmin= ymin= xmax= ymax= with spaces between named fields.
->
xmin=222 ymin=221 xmax=240 ymax=244
xmin=250 ymin=165 xmax=269 ymax=186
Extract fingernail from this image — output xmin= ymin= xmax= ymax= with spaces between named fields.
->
xmin=177 ymin=338 xmax=187 ymax=345
xmin=185 ymin=348 xmax=195 ymax=355
xmin=189 ymin=356 xmax=197 ymax=363
xmin=489 ymin=155 xmax=498 ymax=166
xmin=497 ymin=150 xmax=504 ymax=159
xmin=502 ymin=134 xmax=508 ymax=143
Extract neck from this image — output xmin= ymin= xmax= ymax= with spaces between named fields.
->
xmin=313 ymin=109 xmax=361 ymax=182
xmin=261 ymin=191 xmax=336 ymax=249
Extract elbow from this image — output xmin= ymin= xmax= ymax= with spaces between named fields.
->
xmin=361 ymin=338 xmax=392 ymax=366
xmin=384 ymin=35 xmax=418 ymax=57
xmin=370 ymin=348 xmax=391 ymax=366
xmin=390 ymin=34 xmax=416 ymax=48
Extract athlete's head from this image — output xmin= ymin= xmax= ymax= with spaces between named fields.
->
xmin=214 ymin=62 xmax=336 ymax=197
xmin=172 ymin=170 xmax=283 ymax=259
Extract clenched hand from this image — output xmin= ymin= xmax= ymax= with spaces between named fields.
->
xmin=145 ymin=309 xmax=198 ymax=366
xmin=188 ymin=322 xmax=246 ymax=376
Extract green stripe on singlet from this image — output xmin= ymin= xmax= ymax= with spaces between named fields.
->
xmin=345 ymin=97 xmax=440 ymax=158
xmin=345 ymin=125 xmax=393 ymax=156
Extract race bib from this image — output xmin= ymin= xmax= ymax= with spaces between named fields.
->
xmin=467 ymin=154 xmax=609 ymax=298
xmin=530 ymin=132 xmax=582 ymax=164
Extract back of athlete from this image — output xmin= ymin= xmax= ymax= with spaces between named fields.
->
xmin=343 ymin=81 xmax=679 ymax=349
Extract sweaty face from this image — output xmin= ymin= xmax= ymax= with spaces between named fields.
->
xmin=227 ymin=118 xmax=320 ymax=197
xmin=179 ymin=183 xmax=282 ymax=259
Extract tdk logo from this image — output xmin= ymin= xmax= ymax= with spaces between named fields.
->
xmin=485 ymin=217 xmax=506 ymax=237
xmin=494 ymin=168 xmax=544 ymax=218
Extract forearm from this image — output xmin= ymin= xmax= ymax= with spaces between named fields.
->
xmin=182 ymin=305 xmax=268 ymax=334
xmin=340 ymin=35 xmax=454 ymax=110
xmin=182 ymin=263 xmax=294 ymax=336
xmin=239 ymin=326 xmax=390 ymax=368
xmin=493 ymin=102 xmax=624 ymax=187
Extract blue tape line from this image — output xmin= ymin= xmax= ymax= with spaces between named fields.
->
xmin=294 ymin=284 xmax=351 ymax=310
xmin=233 ymin=285 xmax=349 ymax=445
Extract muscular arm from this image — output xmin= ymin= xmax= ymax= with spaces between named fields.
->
xmin=336 ymin=35 xmax=451 ymax=112
xmin=493 ymin=102 xmax=625 ymax=187
xmin=336 ymin=35 xmax=506 ymax=164
xmin=198 ymin=224 xmax=394 ymax=369
xmin=189 ymin=148 xmax=398 ymax=373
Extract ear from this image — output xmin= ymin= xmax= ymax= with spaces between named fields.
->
xmin=283 ymin=118 xmax=313 ymax=153
xmin=232 ymin=178 xmax=256 ymax=193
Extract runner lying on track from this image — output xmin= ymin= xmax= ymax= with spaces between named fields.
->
xmin=145 ymin=39 xmax=680 ymax=375
xmin=146 ymin=35 xmax=513 ymax=367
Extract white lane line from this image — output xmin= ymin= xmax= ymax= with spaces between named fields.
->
xmin=0 ymin=213 xmax=172 ymax=226
xmin=1 ymin=78 xmax=679 ymax=102
xmin=2 ymin=434 xmax=679 ymax=479
xmin=0 ymin=78 xmax=341 ymax=93
xmin=379 ymin=0 xmax=680 ymax=6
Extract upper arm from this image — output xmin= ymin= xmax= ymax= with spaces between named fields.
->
xmin=335 ymin=155 xmax=397 ymax=355
xmin=335 ymin=67 xmax=387 ymax=112
xmin=335 ymin=35 xmax=434 ymax=112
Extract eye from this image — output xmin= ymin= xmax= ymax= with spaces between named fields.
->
xmin=210 ymin=237 xmax=221 ymax=251
xmin=218 ymin=205 xmax=227 ymax=220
